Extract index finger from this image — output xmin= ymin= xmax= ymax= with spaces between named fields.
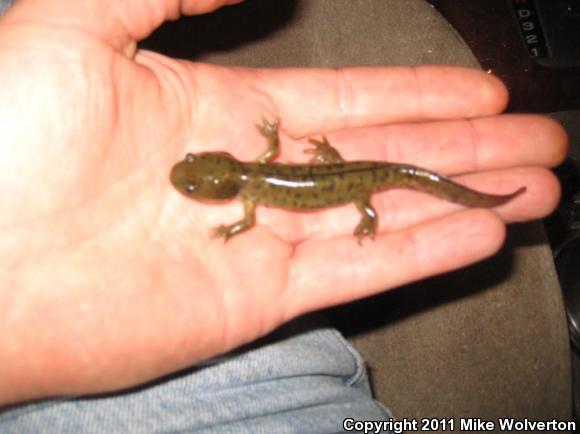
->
xmin=261 ymin=66 xmax=508 ymax=135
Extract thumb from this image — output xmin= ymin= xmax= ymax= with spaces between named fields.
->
xmin=1 ymin=0 xmax=244 ymax=53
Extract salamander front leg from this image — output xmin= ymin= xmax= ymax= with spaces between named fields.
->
xmin=256 ymin=118 xmax=280 ymax=163
xmin=212 ymin=199 xmax=257 ymax=241
xmin=353 ymin=196 xmax=377 ymax=245
xmin=305 ymin=136 xmax=345 ymax=164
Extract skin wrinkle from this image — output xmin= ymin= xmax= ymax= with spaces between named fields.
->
xmin=407 ymin=219 xmax=429 ymax=279
xmin=334 ymin=67 xmax=353 ymax=129
xmin=285 ymin=213 xmax=308 ymax=244
xmin=216 ymin=280 xmax=232 ymax=358
xmin=263 ymin=238 xmax=294 ymax=328
xmin=0 ymin=22 xmax=94 ymax=61
xmin=282 ymin=240 xmax=300 ymax=320
xmin=136 ymin=52 xmax=193 ymax=131
xmin=252 ymin=241 xmax=286 ymax=346
xmin=467 ymin=118 xmax=482 ymax=174
xmin=156 ymin=59 xmax=192 ymax=107
xmin=13 ymin=4 xmax=132 ymax=55
xmin=380 ymin=124 xmax=401 ymax=164
xmin=156 ymin=64 xmax=191 ymax=145
xmin=101 ymin=53 xmax=123 ymax=179
xmin=249 ymin=69 xmax=278 ymax=114
xmin=148 ymin=194 xmax=173 ymax=246
xmin=376 ymin=190 xmax=399 ymax=233
xmin=411 ymin=66 xmax=424 ymax=120
xmin=216 ymin=237 xmax=279 ymax=347
xmin=350 ymin=243 xmax=374 ymax=292
xmin=0 ymin=17 xmax=80 ymax=41
xmin=135 ymin=169 xmax=171 ymax=247
xmin=72 ymin=61 xmax=131 ymax=195
xmin=130 ymin=56 xmax=193 ymax=177
xmin=201 ymin=246 xmax=234 ymax=356
xmin=357 ymin=231 xmax=396 ymax=292
xmin=287 ymin=245 xmax=313 ymax=318
xmin=109 ymin=0 xmax=135 ymax=47
xmin=182 ymin=63 xmax=205 ymax=146
xmin=0 ymin=159 xmax=154 ymax=268
xmin=112 ymin=0 xmax=175 ymax=43
xmin=241 ymin=80 xmax=279 ymax=154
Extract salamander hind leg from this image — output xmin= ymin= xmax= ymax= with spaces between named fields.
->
xmin=305 ymin=136 xmax=345 ymax=164
xmin=353 ymin=196 xmax=378 ymax=245
xmin=256 ymin=118 xmax=280 ymax=163
xmin=212 ymin=199 xmax=257 ymax=242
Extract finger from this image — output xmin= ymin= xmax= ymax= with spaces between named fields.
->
xmin=286 ymin=209 xmax=506 ymax=316
xmin=259 ymin=166 xmax=559 ymax=243
xmin=286 ymin=115 xmax=567 ymax=174
xmin=3 ymin=0 xmax=243 ymax=49
xmin=260 ymin=66 xmax=508 ymax=134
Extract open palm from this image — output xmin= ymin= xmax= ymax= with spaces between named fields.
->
xmin=0 ymin=0 xmax=566 ymax=404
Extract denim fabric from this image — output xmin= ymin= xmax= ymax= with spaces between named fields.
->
xmin=0 ymin=0 xmax=13 ymax=15
xmin=0 ymin=323 xmax=392 ymax=433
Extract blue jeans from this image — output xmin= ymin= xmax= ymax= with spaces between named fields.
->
xmin=0 ymin=321 xmax=392 ymax=433
xmin=0 ymin=0 xmax=11 ymax=15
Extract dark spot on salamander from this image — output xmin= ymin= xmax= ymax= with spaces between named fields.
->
xmin=321 ymin=183 xmax=335 ymax=192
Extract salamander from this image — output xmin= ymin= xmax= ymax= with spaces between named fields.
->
xmin=170 ymin=119 xmax=525 ymax=243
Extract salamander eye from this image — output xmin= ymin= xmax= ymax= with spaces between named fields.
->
xmin=185 ymin=153 xmax=196 ymax=163
xmin=185 ymin=183 xmax=197 ymax=193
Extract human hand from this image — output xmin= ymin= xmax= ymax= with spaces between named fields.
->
xmin=0 ymin=0 xmax=566 ymax=405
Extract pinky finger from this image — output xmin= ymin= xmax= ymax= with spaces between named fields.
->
xmin=286 ymin=209 xmax=507 ymax=318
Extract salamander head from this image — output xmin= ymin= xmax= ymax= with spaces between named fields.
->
xmin=170 ymin=152 xmax=242 ymax=201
